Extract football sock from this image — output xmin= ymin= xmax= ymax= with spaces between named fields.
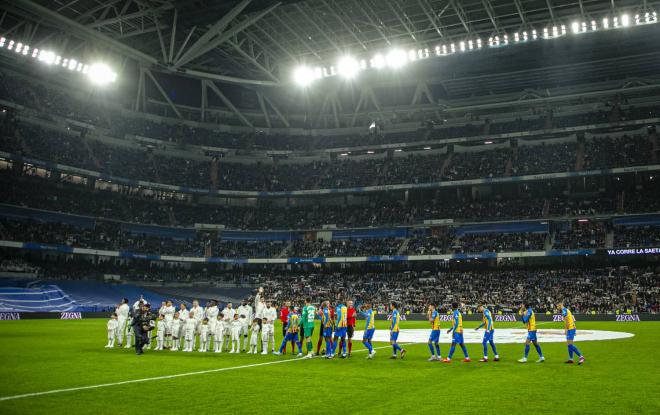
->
xmin=489 ymin=340 xmax=498 ymax=355
xmin=460 ymin=344 xmax=469 ymax=357
xmin=524 ymin=344 xmax=530 ymax=358
xmin=448 ymin=343 xmax=456 ymax=359
xmin=428 ymin=343 xmax=435 ymax=355
xmin=434 ymin=343 xmax=441 ymax=356
xmin=534 ymin=344 xmax=543 ymax=357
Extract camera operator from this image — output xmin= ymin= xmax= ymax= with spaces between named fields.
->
xmin=132 ymin=302 xmax=155 ymax=355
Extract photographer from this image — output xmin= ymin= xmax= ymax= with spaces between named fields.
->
xmin=132 ymin=302 xmax=155 ymax=355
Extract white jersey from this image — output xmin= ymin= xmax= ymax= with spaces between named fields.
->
xmin=215 ymin=320 xmax=225 ymax=338
xmin=171 ymin=319 xmax=181 ymax=337
xmin=116 ymin=304 xmax=130 ymax=319
xmin=190 ymin=306 xmax=204 ymax=322
xmin=262 ymin=307 xmax=277 ymax=325
xmin=179 ymin=308 xmax=189 ymax=321
xmin=250 ymin=324 xmax=260 ymax=345
xmin=237 ymin=305 xmax=252 ymax=321
xmin=162 ymin=306 xmax=176 ymax=321
xmin=156 ymin=320 xmax=166 ymax=334
xmin=255 ymin=296 xmax=265 ymax=319
xmin=206 ymin=305 xmax=219 ymax=321
xmin=184 ymin=318 xmax=197 ymax=334
xmin=222 ymin=307 xmax=236 ymax=322
xmin=200 ymin=324 xmax=209 ymax=338
xmin=230 ymin=320 xmax=242 ymax=335
xmin=107 ymin=319 xmax=118 ymax=332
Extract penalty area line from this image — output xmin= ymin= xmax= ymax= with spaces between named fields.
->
xmin=0 ymin=342 xmax=411 ymax=402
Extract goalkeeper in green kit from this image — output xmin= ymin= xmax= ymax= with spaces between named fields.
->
xmin=301 ymin=297 xmax=317 ymax=359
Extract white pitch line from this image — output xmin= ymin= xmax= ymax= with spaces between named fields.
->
xmin=0 ymin=343 xmax=411 ymax=402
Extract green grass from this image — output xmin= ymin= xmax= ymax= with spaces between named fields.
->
xmin=0 ymin=319 xmax=658 ymax=414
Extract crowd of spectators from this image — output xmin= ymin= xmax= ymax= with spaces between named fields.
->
xmin=3 ymin=214 xmax=659 ymax=258
xmin=553 ymin=221 xmax=608 ymax=249
xmin=253 ymin=268 xmax=658 ymax=314
xmin=457 ymin=232 xmax=547 ymax=252
xmin=1 ymin=171 xmax=659 ymax=232
xmin=613 ymin=226 xmax=660 ymax=248
xmin=1 ymin=117 xmax=656 ymax=191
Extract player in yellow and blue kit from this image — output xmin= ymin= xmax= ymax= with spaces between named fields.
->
xmin=475 ymin=304 xmax=499 ymax=362
xmin=558 ymin=302 xmax=585 ymax=365
xmin=518 ymin=303 xmax=545 ymax=363
xmin=273 ymin=309 xmax=303 ymax=357
xmin=321 ymin=301 xmax=334 ymax=359
xmin=361 ymin=303 xmax=376 ymax=359
xmin=332 ymin=302 xmax=348 ymax=358
xmin=427 ymin=305 xmax=441 ymax=361
xmin=443 ymin=302 xmax=470 ymax=363
xmin=389 ymin=302 xmax=406 ymax=359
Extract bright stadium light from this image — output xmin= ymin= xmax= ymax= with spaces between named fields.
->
xmin=371 ymin=53 xmax=385 ymax=69
xmin=385 ymin=49 xmax=407 ymax=69
xmin=337 ymin=56 xmax=360 ymax=79
xmin=603 ymin=17 xmax=610 ymax=28
xmin=87 ymin=62 xmax=117 ymax=85
xmin=38 ymin=50 xmax=55 ymax=65
xmin=293 ymin=65 xmax=314 ymax=86
xmin=572 ymin=21 xmax=580 ymax=33
xmin=621 ymin=14 xmax=630 ymax=26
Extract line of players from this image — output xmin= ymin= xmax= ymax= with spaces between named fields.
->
xmin=106 ymin=295 xmax=586 ymax=364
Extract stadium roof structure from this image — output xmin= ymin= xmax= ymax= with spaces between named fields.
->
xmin=1 ymin=0 xmax=659 ymax=129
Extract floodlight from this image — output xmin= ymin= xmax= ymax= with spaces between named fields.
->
xmin=603 ymin=17 xmax=610 ymax=28
xmin=543 ymin=27 xmax=549 ymax=38
xmin=514 ymin=32 xmax=520 ymax=42
xmin=435 ymin=46 xmax=441 ymax=56
xmin=0 ymin=37 xmax=5 ymax=47
xmin=68 ymin=59 xmax=77 ymax=71
xmin=38 ymin=50 xmax=55 ymax=65
xmin=613 ymin=16 xmax=619 ymax=27
xmin=442 ymin=44 xmax=447 ymax=54
xmin=371 ymin=53 xmax=385 ymax=69
xmin=15 ymin=42 xmax=22 ymax=53
xmin=572 ymin=21 xmax=580 ymax=33
xmin=87 ymin=62 xmax=117 ymax=85
xmin=532 ymin=29 xmax=537 ymax=39
xmin=385 ymin=49 xmax=407 ymax=69
xmin=32 ymin=48 xmax=39 ymax=58
xmin=552 ymin=26 xmax=558 ymax=37
xmin=561 ymin=24 xmax=566 ymax=35
xmin=468 ymin=40 xmax=474 ymax=50
xmin=459 ymin=41 xmax=466 ymax=52
xmin=337 ymin=56 xmax=360 ymax=79
xmin=591 ymin=20 xmax=597 ymax=31
xmin=582 ymin=22 xmax=587 ymax=32
xmin=408 ymin=49 xmax=417 ymax=61
xmin=621 ymin=14 xmax=630 ymax=26
xmin=54 ymin=55 xmax=61 ymax=65
xmin=22 ymin=45 xmax=29 ymax=55
xmin=293 ymin=66 xmax=314 ymax=86
xmin=477 ymin=38 xmax=482 ymax=48
xmin=7 ymin=40 xmax=14 ymax=50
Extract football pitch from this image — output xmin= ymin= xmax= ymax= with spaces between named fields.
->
xmin=0 ymin=319 xmax=658 ymax=414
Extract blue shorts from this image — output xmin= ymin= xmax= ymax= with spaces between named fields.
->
xmin=323 ymin=327 xmax=333 ymax=338
xmin=284 ymin=332 xmax=299 ymax=342
xmin=363 ymin=328 xmax=375 ymax=340
xmin=390 ymin=331 xmax=399 ymax=342
xmin=482 ymin=330 xmax=494 ymax=342
xmin=429 ymin=330 xmax=440 ymax=343
xmin=566 ymin=329 xmax=576 ymax=341
xmin=452 ymin=332 xmax=464 ymax=344
xmin=334 ymin=327 xmax=347 ymax=338
xmin=526 ymin=331 xmax=537 ymax=342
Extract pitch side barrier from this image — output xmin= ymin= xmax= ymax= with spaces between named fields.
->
xmin=0 ymin=312 xmax=657 ymax=321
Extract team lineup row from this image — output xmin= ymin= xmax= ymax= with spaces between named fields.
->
xmin=105 ymin=290 xmax=585 ymax=364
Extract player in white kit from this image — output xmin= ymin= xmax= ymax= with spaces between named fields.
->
xmin=199 ymin=318 xmax=210 ymax=352
xmin=115 ymin=298 xmax=130 ymax=347
xmin=248 ymin=318 xmax=260 ymax=354
xmin=154 ymin=315 xmax=166 ymax=350
xmin=221 ymin=303 xmax=235 ymax=351
xmin=214 ymin=314 xmax=225 ymax=353
xmin=106 ymin=313 xmax=118 ymax=348
xmin=183 ymin=311 xmax=197 ymax=352
xmin=170 ymin=312 xmax=182 ymax=351
xmin=190 ymin=300 xmax=204 ymax=351
xmin=261 ymin=301 xmax=277 ymax=354
xmin=205 ymin=300 xmax=219 ymax=351
xmin=161 ymin=300 xmax=176 ymax=349
xmin=230 ymin=314 xmax=242 ymax=353
xmin=124 ymin=316 xmax=134 ymax=349
xmin=237 ymin=300 xmax=253 ymax=352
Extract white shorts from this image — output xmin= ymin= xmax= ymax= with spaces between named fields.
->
xmin=240 ymin=324 xmax=249 ymax=335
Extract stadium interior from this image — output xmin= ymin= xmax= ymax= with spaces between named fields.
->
xmin=0 ymin=0 xmax=658 ymax=316
xmin=1 ymin=1 xmax=660 ymax=413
